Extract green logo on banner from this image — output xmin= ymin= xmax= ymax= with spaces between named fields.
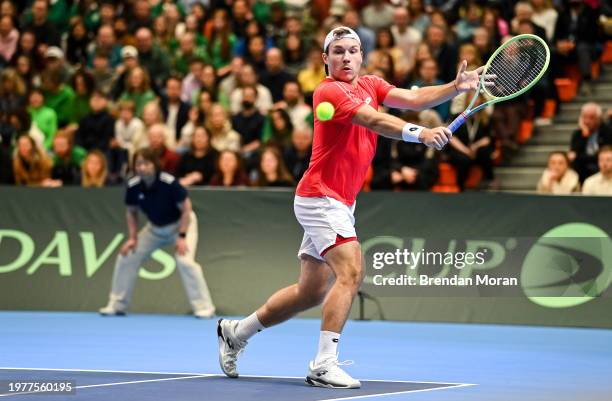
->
xmin=521 ymin=223 xmax=612 ymax=308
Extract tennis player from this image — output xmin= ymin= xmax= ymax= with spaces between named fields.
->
xmin=218 ymin=26 xmax=484 ymax=388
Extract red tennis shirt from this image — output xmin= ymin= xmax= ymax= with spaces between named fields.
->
xmin=296 ymin=75 xmax=395 ymax=205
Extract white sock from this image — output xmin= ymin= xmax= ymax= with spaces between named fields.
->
xmin=235 ymin=312 xmax=265 ymax=341
xmin=314 ymin=330 xmax=340 ymax=365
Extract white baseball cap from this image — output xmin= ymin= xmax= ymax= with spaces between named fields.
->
xmin=45 ymin=46 xmax=64 ymax=59
xmin=121 ymin=45 xmax=138 ymax=59
xmin=323 ymin=26 xmax=361 ymax=52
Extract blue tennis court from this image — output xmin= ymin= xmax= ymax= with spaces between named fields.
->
xmin=1 ymin=311 xmax=610 ymax=401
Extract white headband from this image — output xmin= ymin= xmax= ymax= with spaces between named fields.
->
xmin=323 ymin=27 xmax=361 ymax=52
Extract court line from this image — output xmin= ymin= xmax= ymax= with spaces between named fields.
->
xmin=316 ymin=383 xmax=476 ymax=401
xmin=0 ymin=375 xmax=210 ymax=398
xmin=77 ymin=374 xmax=208 ymax=389
xmin=237 ymin=375 xmax=476 ymax=401
xmin=0 ymin=368 xmax=477 ymax=400
xmin=0 ymin=368 xmax=476 ymax=386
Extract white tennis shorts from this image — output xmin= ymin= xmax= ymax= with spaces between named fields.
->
xmin=294 ymin=195 xmax=357 ymax=261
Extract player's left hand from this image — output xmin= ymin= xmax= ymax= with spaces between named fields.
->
xmin=175 ymin=237 xmax=188 ymax=256
xmin=454 ymin=60 xmax=494 ymax=92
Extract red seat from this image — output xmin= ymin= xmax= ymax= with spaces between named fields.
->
xmin=555 ymin=78 xmax=577 ymax=102
xmin=436 ymin=162 xmax=458 ymax=186
xmin=432 ymin=185 xmax=460 ymax=193
xmin=465 ymin=166 xmax=483 ymax=189
xmin=517 ymin=120 xmax=533 ymax=144
xmin=591 ymin=61 xmax=601 ymax=79
xmin=432 ymin=162 xmax=460 ymax=192
xmin=541 ymin=99 xmax=556 ymax=118
xmin=602 ymin=40 xmax=612 ymax=63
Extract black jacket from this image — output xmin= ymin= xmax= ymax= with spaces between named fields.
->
xmin=76 ymin=111 xmax=115 ymax=151
xmin=554 ymin=5 xmax=600 ymax=43
xmin=259 ymin=70 xmax=296 ymax=103
xmin=432 ymin=43 xmax=459 ymax=83
xmin=570 ymin=124 xmax=612 ymax=158
xmin=159 ymin=98 xmax=190 ymax=141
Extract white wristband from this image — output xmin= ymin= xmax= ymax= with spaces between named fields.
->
xmin=401 ymin=123 xmax=424 ymax=143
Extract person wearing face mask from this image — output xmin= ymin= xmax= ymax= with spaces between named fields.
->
xmin=230 ymin=63 xmax=273 ymax=115
xmin=232 ymin=85 xmax=265 ymax=159
xmin=99 ymin=147 xmax=215 ymax=318
xmin=217 ymin=26 xmax=485 ymax=389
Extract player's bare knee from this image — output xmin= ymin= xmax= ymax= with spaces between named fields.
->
xmin=336 ymin=263 xmax=363 ymax=289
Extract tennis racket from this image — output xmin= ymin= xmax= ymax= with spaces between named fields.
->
xmin=448 ymin=34 xmax=550 ymax=133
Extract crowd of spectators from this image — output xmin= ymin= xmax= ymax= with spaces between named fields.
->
xmin=0 ymin=0 xmax=608 ymax=193
xmin=537 ymin=101 xmax=612 ymax=195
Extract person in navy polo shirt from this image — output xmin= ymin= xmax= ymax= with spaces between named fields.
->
xmin=99 ymin=148 xmax=215 ymax=318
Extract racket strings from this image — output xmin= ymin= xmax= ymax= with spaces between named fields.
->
xmin=486 ymin=38 xmax=548 ymax=98
xmin=490 ymin=47 xmax=541 ymax=96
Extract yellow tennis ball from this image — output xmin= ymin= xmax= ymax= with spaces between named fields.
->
xmin=316 ymin=102 xmax=335 ymax=121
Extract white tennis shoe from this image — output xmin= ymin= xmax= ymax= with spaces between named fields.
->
xmin=306 ymin=356 xmax=361 ymax=389
xmin=98 ymin=304 xmax=126 ymax=316
xmin=217 ymin=319 xmax=247 ymax=378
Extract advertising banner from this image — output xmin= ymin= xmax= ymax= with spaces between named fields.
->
xmin=1 ymin=187 xmax=610 ymax=328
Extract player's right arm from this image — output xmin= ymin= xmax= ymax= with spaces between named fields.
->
xmin=352 ymin=104 xmax=451 ymax=150
xmin=120 ymin=206 xmax=139 ymax=255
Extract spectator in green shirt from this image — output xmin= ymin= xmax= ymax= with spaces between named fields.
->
xmin=119 ymin=66 xmax=157 ymax=117
xmin=70 ymin=69 xmax=95 ymax=125
xmin=42 ymin=68 xmax=76 ymax=128
xmin=205 ymin=9 xmax=237 ymax=76
xmin=27 ymin=87 xmax=57 ymax=150
xmin=151 ymin=0 xmax=186 ymax=19
xmin=178 ymin=13 xmax=208 ymax=53
xmin=173 ymin=32 xmax=209 ymax=76
xmin=45 ymin=0 xmax=70 ymax=34
xmin=68 ymin=1 xmax=115 ymax=33
xmin=135 ymin=27 xmax=171 ymax=91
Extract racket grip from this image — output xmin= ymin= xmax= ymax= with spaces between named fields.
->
xmin=448 ymin=113 xmax=468 ymax=133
